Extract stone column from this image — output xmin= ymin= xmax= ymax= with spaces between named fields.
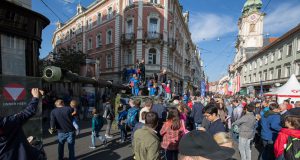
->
xmin=136 ymin=0 xmax=143 ymax=61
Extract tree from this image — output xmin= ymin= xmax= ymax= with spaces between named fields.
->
xmin=39 ymin=48 xmax=86 ymax=76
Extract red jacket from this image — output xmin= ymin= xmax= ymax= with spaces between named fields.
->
xmin=274 ymin=128 xmax=300 ymax=158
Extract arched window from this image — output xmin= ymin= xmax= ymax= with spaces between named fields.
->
xmin=148 ymin=48 xmax=157 ymax=64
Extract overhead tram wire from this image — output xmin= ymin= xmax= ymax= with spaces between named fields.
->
xmin=40 ymin=0 xmax=64 ymax=22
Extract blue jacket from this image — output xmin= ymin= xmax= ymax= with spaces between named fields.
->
xmin=260 ymin=110 xmax=282 ymax=141
xmin=0 ymin=98 xmax=42 ymax=160
xmin=191 ymin=102 xmax=204 ymax=124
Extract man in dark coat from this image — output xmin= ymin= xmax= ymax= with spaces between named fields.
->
xmin=0 ymin=88 xmax=42 ymax=160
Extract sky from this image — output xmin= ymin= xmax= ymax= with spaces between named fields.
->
xmin=32 ymin=0 xmax=300 ymax=82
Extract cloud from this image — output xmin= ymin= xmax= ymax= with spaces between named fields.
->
xmin=264 ymin=3 xmax=300 ymax=34
xmin=189 ymin=13 xmax=236 ymax=43
xmin=56 ymin=0 xmax=76 ymax=14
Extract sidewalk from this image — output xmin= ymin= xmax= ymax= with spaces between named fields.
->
xmin=43 ymin=121 xmax=133 ymax=160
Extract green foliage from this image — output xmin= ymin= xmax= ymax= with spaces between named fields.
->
xmin=39 ymin=48 xmax=86 ymax=76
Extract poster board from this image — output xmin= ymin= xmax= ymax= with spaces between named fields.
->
xmin=0 ymin=75 xmax=42 ymax=139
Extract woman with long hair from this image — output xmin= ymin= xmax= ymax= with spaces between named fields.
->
xmin=160 ymin=107 xmax=186 ymax=160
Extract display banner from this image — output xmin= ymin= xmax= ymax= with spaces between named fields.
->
xmin=0 ymin=75 xmax=42 ymax=139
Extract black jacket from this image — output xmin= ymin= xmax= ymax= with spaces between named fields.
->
xmin=191 ymin=102 xmax=204 ymax=124
xmin=0 ymin=98 xmax=41 ymax=160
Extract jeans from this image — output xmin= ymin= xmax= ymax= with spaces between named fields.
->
xmin=164 ymin=150 xmax=178 ymax=160
xmin=119 ymin=124 xmax=127 ymax=141
xmin=91 ymin=131 xmax=106 ymax=147
xmin=260 ymin=140 xmax=275 ymax=160
xmin=166 ymin=93 xmax=171 ymax=100
xmin=58 ymin=132 xmax=75 ymax=160
xmin=72 ymin=119 xmax=80 ymax=135
xmin=231 ymin=130 xmax=239 ymax=144
xmin=105 ymin=119 xmax=112 ymax=135
xmin=158 ymin=85 xmax=164 ymax=96
xmin=239 ymin=137 xmax=252 ymax=160
xmin=131 ymin=88 xmax=134 ymax=95
xmin=134 ymin=88 xmax=139 ymax=96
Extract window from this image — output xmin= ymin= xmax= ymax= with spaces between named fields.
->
xmin=127 ymin=19 xmax=133 ymax=33
xmin=88 ymin=18 xmax=92 ymax=29
xmin=108 ymin=7 xmax=113 ymax=20
xmin=249 ymin=75 xmax=251 ymax=83
xmin=285 ymin=65 xmax=291 ymax=77
xmin=106 ymin=30 xmax=112 ymax=44
xmin=249 ymin=63 xmax=252 ymax=71
xmin=264 ymin=71 xmax=267 ymax=81
xmin=88 ymin=38 xmax=92 ymax=50
xmin=97 ymin=12 xmax=102 ymax=24
xmin=150 ymin=0 xmax=159 ymax=4
xmin=277 ymin=67 xmax=281 ymax=79
xmin=244 ymin=76 xmax=247 ymax=83
xmin=244 ymin=66 xmax=247 ymax=73
xmin=287 ymin=44 xmax=292 ymax=56
xmin=264 ymin=56 xmax=268 ymax=64
xmin=278 ymin=48 xmax=282 ymax=59
xmin=76 ymin=41 xmax=82 ymax=51
xmin=148 ymin=48 xmax=157 ymax=64
xmin=271 ymin=53 xmax=274 ymax=62
xmin=259 ymin=58 xmax=262 ymax=66
xmin=296 ymin=62 xmax=300 ymax=75
xmin=106 ymin=54 xmax=112 ymax=68
xmin=253 ymin=74 xmax=256 ymax=82
xmin=254 ymin=61 xmax=257 ymax=69
xmin=96 ymin=33 xmax=102 ymax=47
xmin=269 ymin=69 xmax=273 ymax=80
xmin=297 ymin=38 xmax=300 ymax=51
xmin=250 ymin=24 xmax=255 ymax=32
xmin=77 ymin=23 xmax=82 ymax=33
xmin=126 ymin=50 xmax=133 ymax=65
xmin=149 ymin=18 xmax=158 ymax=33
xmin=258 ymin=72 xmax=262 ymax=81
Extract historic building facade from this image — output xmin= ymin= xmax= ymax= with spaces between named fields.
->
xmin=0 ymin=0 xmax=49 ymax=77
xmin=52 ymin=0 xmax=203 ymax=94
xmin=228 ymin=0 xmax=264 ymax=94
xmin=242 ymin=24 xmax=300 ymax=94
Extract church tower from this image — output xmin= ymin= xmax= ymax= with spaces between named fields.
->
xmin=235 ymin=0 xmax=264 ymax=62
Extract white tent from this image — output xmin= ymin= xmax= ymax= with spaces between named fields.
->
xmin=264 ymin=74 xmax=300 ymax=104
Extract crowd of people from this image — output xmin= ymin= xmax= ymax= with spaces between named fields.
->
xmin=1 ymin=86 xmax=300 ymax=160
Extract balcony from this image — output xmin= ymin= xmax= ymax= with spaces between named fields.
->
xmin=145 ymin=32 xmax=162 ymax=43
xmin=121 ymin=33 xmax=135 ymax=45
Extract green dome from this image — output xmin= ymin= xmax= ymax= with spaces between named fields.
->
xmin=242 ymin=0 xmax=262 ymax=14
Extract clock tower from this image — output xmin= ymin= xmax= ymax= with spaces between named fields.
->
xmin=234 ymin=0 xmax=264 ymax=63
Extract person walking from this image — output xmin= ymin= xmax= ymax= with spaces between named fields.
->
xmin=103 ymin=98 xmax=114 ymax=139
xmin=49 ymin=99 xmax=76 ymax=160
xmin=232 ymin=104 xmax=256 ymax=160
xmin=90 ymin=108 xmax=107 ymax=149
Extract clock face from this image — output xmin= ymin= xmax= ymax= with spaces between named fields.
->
xmin=249 ymin=14 xmax=257 ymax=22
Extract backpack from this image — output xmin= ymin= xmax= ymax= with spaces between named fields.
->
xmin=126 ymin=108 xmax=139 ymax=127
xmin=94 ymin=116 xmax=104 ymax=132
xmin=284 ymin=136 xmax=300 ymax=160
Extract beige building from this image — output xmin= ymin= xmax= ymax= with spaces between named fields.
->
xmin=242 ymin=24 xmax=300 ymax=94
xmin=51 ymin=0 xmax=204 ymax=94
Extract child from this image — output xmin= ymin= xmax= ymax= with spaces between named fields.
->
xmin=70 ymin=100 xmax=80 ymax=135
xmin=117 ymin=105 xmax=128 ymax=143
xmin=90 ymin=108 xmax=107 ymax=149
xmin=133 ymin=76 xmax=140 ymax=96
xmin=165 ymin=83 xmax=171 ymax=101
xmin=160 ymin=107 xmax=186 ymax=160
xmin=274 ymin=108 xmax=300 ymax=159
